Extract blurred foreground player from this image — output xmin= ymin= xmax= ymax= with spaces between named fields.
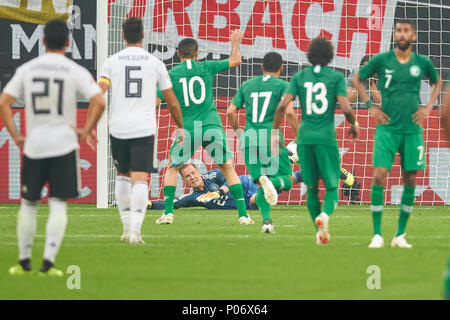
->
xmin=0 ymin=20 xmax=105 ymax=275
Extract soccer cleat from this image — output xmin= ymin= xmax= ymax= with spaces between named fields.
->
xmin=39 ymin=267 xmax=64 ymax=277
xmin=128 ymin=232 xmax=145 ymax=244
xmin=239 ymin=214 xmax=254 ymax=225
xmin=391 ymin=233 xmax=412 ymax=248
xmin=368 ymin=234 xmax=385 ymax=248
xmin=8 ymin=264 xmax=32 ymax=276
xmin=258 ymin=175 xmax=278 ymax=206
xmin=155 ymin=213 xmax=174 ymax=225
xmin=120 ymin=230 xmax=130 ymax=242
xmin=315 ymin=231 xmax=330 ymax=245
xmin=261 ymin=220 xmax=275 ymax=233
xmin=315 ymin=212 xmax=330 ymax=244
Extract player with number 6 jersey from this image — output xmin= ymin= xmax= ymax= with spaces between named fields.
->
xmin=99 ymin=18 xmax=183 ymax=244
xmin=273 ymin=37 xmax=359 ymax=244
xmin=352 ymin=19 xmax=442 ymax=249
xmin=155 ymin=32 xmax=254 ymax=226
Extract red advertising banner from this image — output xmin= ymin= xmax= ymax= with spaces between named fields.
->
xmin=0 ymin=109 xmax=96 ymax=204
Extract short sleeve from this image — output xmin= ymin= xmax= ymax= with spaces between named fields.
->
xmin=156 ymin=61 xmax=172 ymax=91
xmin=336 ymin=72 xmax=348 ymax=97
xmin=204 ymin=59 xmax=229 ymax=75
xmin=286 ymin=73 xmax=300 ymax=97
xmin=100 ymin=57 xmax=112 ymax=81
xmin=77 ymin=67 xmax=102 ymax=100
xmin=231 ymin=86 xmax=245 ymax=109
xmin=359 ymin=54 xmax=381 ymax=80
xmin=3 ymin=67 xmax=24 ymax=100
xmin=423 ymin=56 xmax=438 ymax=84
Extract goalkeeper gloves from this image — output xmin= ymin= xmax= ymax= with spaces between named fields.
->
xmin=196 ymin=189 xmax=226 ymax=203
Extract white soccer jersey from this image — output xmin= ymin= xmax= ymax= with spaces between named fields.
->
xmin=101 ymin=46 xmax=172 ymax=139
xmin=3 ymin=53 xmax=101 ymax=159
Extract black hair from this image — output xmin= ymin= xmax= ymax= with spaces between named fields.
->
xmin=178 ymin=38 xmax=198 ymax=58
xmin=395 ymin=19 xmax=416 ymax=31
xmin=360 ymin=55 xmax=371 ymax=66
xmin=263 ymin=52 xmax=283 ymax=73
xmin=122 ymin=17 xmax=144 ymax=44
xmin=44 ymin=19 xmax=69 ymax=50
xmin=307 ymin=37 xmax=334 ymax=67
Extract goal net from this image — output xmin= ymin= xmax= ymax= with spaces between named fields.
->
xmin=100 ymin=0 xmax=450 ymax=207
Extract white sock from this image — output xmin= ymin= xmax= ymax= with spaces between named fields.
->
xmin=115 ymin=176 xmax=132 ymax=233
xmin=17 ymin=199 xmax=38 ymax=261
xmin=130 ymin=181 xmax=149 ymax=234
xmin=43 ymin=198 xmax=68 ymax=264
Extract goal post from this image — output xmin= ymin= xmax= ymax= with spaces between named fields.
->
xmin=95 ymin=0 xmax=450 ymax=207
xmin=96 ymin=0 xmax=109 ymax=209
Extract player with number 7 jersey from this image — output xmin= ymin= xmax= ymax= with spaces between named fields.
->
xmin=272 ymin=37 xmax=359 ymax=244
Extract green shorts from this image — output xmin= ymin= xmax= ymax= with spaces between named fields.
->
xmin=241 ymin=129 xmax=292 ymax=181
xmin=298 ymin=144 xmax=340 ymax=189
xmin=373 ymin=127 xmax=425 ymax=172
xmin=170 ymin=124 xmax=233 ymax=165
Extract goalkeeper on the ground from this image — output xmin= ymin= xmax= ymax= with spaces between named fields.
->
xmin=148 ymin=163 xmax=359 ymax=210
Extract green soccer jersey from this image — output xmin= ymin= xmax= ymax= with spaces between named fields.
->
xmin=231 ymin=75 xmax=288 ymax=130
xmin=287 ymin=65 xmax=348 ymax=147
xmin=157 ymin=59 xmax=229 ymax=130
xmin=359 ymin=50 xmax=438 ymax=133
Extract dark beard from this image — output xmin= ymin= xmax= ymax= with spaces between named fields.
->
xmin=396 ymin=41 xmax=412 ymax=51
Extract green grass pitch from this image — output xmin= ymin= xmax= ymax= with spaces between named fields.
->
xmin=0 ymin=204 xmax=448 ymax=300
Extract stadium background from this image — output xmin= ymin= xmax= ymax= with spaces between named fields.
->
xmin=0 ymin=0 xmax=449 ymax=205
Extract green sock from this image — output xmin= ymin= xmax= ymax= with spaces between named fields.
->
xmin=163 ymin=186 xmax=176 ymax=215
xmin=229 ymin=184 xmax=248 ymax=218
xmin=371 ymin=184 xmax=384 ymax=235
xmin=323 ymin=187 xmax=338 ymax=215
xmin=256 ymin=188 xmax=271 ymax=223
xmin=396 ymin=185 xmax=415 ymax=236
xmin=307 ymin=187 xmax=321 ymax=229
xmin=270 ymin=175 xmax=292 ymax=191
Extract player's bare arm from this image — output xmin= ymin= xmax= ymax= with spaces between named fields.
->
xmin=271 ymin=93 xmax=294 ymax=154
xmin=226 ymin=104 xmax=243 ymax=137
xmin=76 ymin=93 xmax=106 ymax=143
xmin=412 ymin=75 xmax=442 ymax=125
xmin=0 ymin=93 xmax=24 ymax=149
xmin=228 ymin=29 xmax=243 ymax=68
xmin=285 ymin=102 xmax=298 ymax=138
xmin=369 ymin=79 xmax=381 ymax=105
xmin=352 ymin=71 xmax=390 ymax=124
xmin=161 ymin=88 xmax=184 ymax=144
xmin=337 ymin=96 xmax=359 ymax=141
xmin=442 ymin=83 xmax=450 ymax=137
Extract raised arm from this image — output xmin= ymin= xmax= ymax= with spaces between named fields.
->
xmin=228 ymin=29 xmax=243 ymax=68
